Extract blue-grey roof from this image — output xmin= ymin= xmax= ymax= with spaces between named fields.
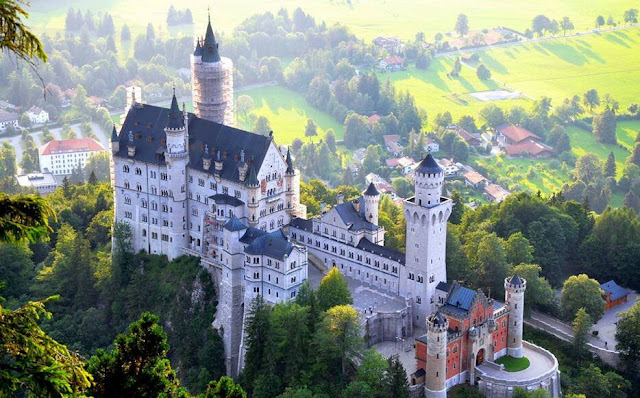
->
xmin=334 ymin=198 xmax=377 ymax=232
xmin=364 ymin=182 xmax=379 ymax=196
xmin=244 ymin=229 xmax=294 ymax=260
xmin=416 ymin=334 xmax=428 ymax=344
xmin=509 ymin=274 xmax=523 ymax=286
xmin=290 ymin=217 xmax=313 ymax=231
xmin=415 ymin=153 xmax=442 ymax=174
xmin=285 ymin=149 xmax=294 ymax=174
xmin=209 ymin=193 xmax=244 ymax=207
xmin=201 ymin=19 xmax=220 ymax=63
xmin=601 ymin=280 xmax=628 ymax=301
xmin=428 ymin=311 xmax=447 ymax=326
xmin=193 ymin=40 xmax=202 ymax=56
xmin=356 ymin=237 xmax=405 ymax=264
xmin=223 ymin=215 xmax=247 ymax=232
xmin=246 ymin=163 xmax=259 ymax=187
xmin=445 ymin=283 xmax=476 ymax=311
xmin=166 ymin=94 xmax=184 ymax=130
xmin=115 ymin=103 xmax=273 ymax=184
xmin=111 ymin=125 xmax=118 ymax=142
xmin=436 ymin=281 xmax=450 ymax=292
xmin=493 ymin=300 xmax=505 ymax=311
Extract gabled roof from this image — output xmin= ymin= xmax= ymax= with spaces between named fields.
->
xmin=115 ymin=103 xmax=273 ymax=184
xmin=463 ymin=170 xmax=488 ymax=185
xmin=436 ymin=281 xmax=450 ymax=292
xmin=290 ymin=217 xmax=313 ymax=232
xmin=0 ymin=109 xmax=18 ymax=122
xmin=333 ymin=198 xmax=377 ymax=232
xmin=600 ymin=280 xmax=628 ymax=301
xmin=415 ymin=153 xmax=442 ymax=174
xmin=445 ymin=283 xmax=476 ymax=311
xmin=40 ymin=138 xmax=104 ymax=156
xmin=497 ymin=124 xmax=540 ymax=143
xmin=504 ymin=140 xmax=553 ymax=157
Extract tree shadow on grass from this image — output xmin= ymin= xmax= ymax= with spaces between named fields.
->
xmin=478 ymin=53 xmax=508 ymax=75
xmin=612 ymin=30 xmax=635 ymax=43
xmin=543 ymin=42 xmax=591 ymax=66
xmin=604 ymin=34 xmax=631 ymax=48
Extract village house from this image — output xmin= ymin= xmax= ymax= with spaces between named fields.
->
xmin=0 ymin=100 xmax=16 ymax=111
xmin=26 ymin=106 xmax=50 ymax=125
xmin=496 ymin=124 xmax=540 ymax=147
xmin=365 ymin=172 xmax=396 ymax=197
xmin=425 ymin=138 xmax=440 ymax=153
xmin=15 ymin=172 xmax=59 ymax=196
xmin=484 ymin=184 xmax=511 ymax=203
xmin=368 ymin=114 xmax=381 ymax=125
xmin=378 ymin=56 xmax=404 ymax=71
xmin=383 ymin=134 xmax=404 ymax=156
xmin=503 ymin=140 xmax=553 ymax=159
xmin=386 ymin=156 xmax=416 ymax=175
xmin=39 ymin=138 xmax=106 ymax=176
xmin=437 ymin=158 xmax=461 ymax=177
xmin=0 ymin=109 xmax=19 ymax=132
xmin=450 ymin=126 xmax=483 ymax=148
xmin=372 ymin=36 xmax=404 ymax=54
xmin=463 ymin=169 xmax=489 ymax=188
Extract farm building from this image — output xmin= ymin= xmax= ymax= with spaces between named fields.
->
xmin=503 ymin=140 xmax=553 ymax=158
xmin=463 ymin=170 xmax=489 ymax=188
xmin=496 ymin=124 xmax=540 ymax=147
xmin=383 ymin=134 xmax=404 ymax=156
xmin=451 ymin=126 xmax=483 ymax=147
xmin=600 ymin=280 xmax=629 ymax=310
xmin=484 ymin=184 xmax=511 ymax=203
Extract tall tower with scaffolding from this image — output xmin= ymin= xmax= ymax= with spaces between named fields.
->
xmin=190 ymin=12 xmax=234 ymax=126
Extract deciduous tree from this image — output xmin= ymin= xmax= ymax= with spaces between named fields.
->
xmin=560 ymin=274 xmax=605 ymax=322
xmin=317 ymin=267 xmax=353 ymax=311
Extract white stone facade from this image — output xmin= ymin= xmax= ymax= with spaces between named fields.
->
xmin=39 ymin=138 xmax=105 ymax=176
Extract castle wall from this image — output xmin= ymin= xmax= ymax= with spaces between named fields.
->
xmin=363 ymin=304 xmax=413 ymax=346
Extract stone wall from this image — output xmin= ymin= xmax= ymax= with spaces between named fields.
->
xmin=364 ymin=304 xmax=413 ymax=347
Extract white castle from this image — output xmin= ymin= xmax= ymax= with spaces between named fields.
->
xmin=111 ymin=17 xmax=560 ymax=397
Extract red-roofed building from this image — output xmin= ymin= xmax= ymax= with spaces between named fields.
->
xmin=378 ymin=56 xmax=405 ymax=71
xmin=39 ymin=138 xmax=106 ymax=175
xmin=484 ymin=184 xmax=511 ymax=203
xmin=463 ymin=170 xmax=489 ymax=188
xmin=496 ymin=124 xmax=540 ymax=146
xmin=383 ymin=134 xmax=403 ymax=156
xmin=503 ymin=140 xmax=553 ymax=158
xmin=368 ymin=114 xmax=381 ymax=125
xmin=386 ymin=156 xmax=415 ymax=174
xmin=451 ymin=126 xmax=483 ymax=147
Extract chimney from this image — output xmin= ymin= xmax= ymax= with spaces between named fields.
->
xmin=352 ymin=199 xmax=360 ymax=213
xmin=336 ymin=192 xmax=344 ymax=205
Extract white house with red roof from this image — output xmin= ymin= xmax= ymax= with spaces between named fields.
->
xmin=39 ymin=138 xmax=105 ymax=176
xmin=496 ymin=124 xmax=540 ymax=147
xmin=26 ymin=106 xmax=49 ymax=125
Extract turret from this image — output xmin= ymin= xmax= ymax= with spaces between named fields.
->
xmin=505 ymin=274 xmax=526 ymax=358
xmin=126 ymin=131 xmax=136 ymax=157
xmin=110 ymin=124 xmax=119 ymax=153
xmin=238 ymin=150 xmax=249 ymax=182
xmin=203 ymin=144 xmax=212 ymax=170
xmin=363 ymin=182 xmax=380 ymax=226
xmin=284 ymin=149 xmax=298 ymax=217
xmin=425 ymin=312 xmax=448 ymax=398
xmin=246 ymin=162 xmax=260 ymax=226
xmin=414 ymin=153 xmax=444 ymax=208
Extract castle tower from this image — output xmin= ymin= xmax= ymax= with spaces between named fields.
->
xmin=110 ymin=125 xmax=119 ymax=187
xmin=425 ymin=312 xmax=448 ymax=398
xmin=190 ymin=13 xmax=234 ymax=126
xmin=505 ymin=274 xmax=526 ymax=358
xmin=400 ymin=154 xmax=453 ymax=327
xmin=363 ymin=182 xmax=380 ymax=226
xmin=163 ymin=93 xmax=190 ymax=260
xmin=284 ymin=149 xmax=299 ymax=217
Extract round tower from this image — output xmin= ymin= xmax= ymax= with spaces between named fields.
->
xmin=363 ymin=182 xmax=380 ymax=226
xmin=191 ymin=14 xmax=234 ymax=126
xmin=426 ymin=312 xmax=448 ymax=398
xmin=505 ymin=274 xmax=526 ymax=358
xmin=164 ymin=93 xmax=189 ymax=259
xmin=414 ymin=153 xmax=444 ymax=208
xmin=246 ymin=163 xmax=260 ymax=226
xmin=284 ymin=149 xmax=297 ymax=217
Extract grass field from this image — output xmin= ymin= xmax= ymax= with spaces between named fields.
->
xmin=476 ymin=28 xmax=640 ymax=111
xmin=566 ymin=126 xmax=630 ymax=178
xmin=27 ymin=0 xmax=639 ymax=43
xmin=616 ymin=120 xmax=640 ymax=150
xmin=495 ymin=355 xmax=531 ymax=372
xmin=382 ymin=61 xmax=530 ymax=121
xmin=234 ymin=85 xmax=345 ymax=146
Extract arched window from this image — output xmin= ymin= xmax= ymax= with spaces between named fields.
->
xmin=123 ymin=165 xmax=130 ymax=173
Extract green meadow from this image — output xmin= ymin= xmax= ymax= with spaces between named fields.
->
xmin=382 ymin=61 xmax=530 ymax=121
xmin=234 ymin=86 xmax=345 ymax=146
xmin=28 ymin=0 xmax=638 ymax=42
xmin=476 ymin=28 xmax=640 ymax=111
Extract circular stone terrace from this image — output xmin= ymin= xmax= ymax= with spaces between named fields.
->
xmin=475 ymin=342 xmax=561 ymax=397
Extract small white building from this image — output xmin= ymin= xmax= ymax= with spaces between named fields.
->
xmin=39 ymin=138 xmax=105 ymax=176
xmin=26 ymin=106 xmax=49 ymax=125
xmin=15 ymin=172 xmax=58 ymax=195
xmin=0 ymin=109 xmax=19 ymax=131
xmin=425 ymin=138 xmax=439 ymax=153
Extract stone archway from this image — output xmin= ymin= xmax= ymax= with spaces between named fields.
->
xmin=476 ymin=348 xmax=485 ymax=366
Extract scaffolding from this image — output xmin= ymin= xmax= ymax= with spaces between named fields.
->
xmin=191 ymin=55 xmax=234 ymax=126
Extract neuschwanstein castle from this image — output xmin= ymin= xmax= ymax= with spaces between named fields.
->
xmin=111 ymin=17 xmax=560 ymax=398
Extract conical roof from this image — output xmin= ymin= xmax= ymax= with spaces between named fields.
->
xmin=166 ymin=92 xmax=184 ymax=130
xmin=364 ymin=182 xmax=379 ymax=196
xmin=285 ymin=149 xmax=294 ymax=174
xmin=428 ymin=311 xmax=447 ymax=326
xmin=246 ymin=163 xmax=259 ymax=187
xmin=415 ymin=153 xmax=442 ymax=174
xmin=110 ymin=125 xmax=118 ymax=142
xmin=193 ymin=39 xmax=202 ymax=56
xmin=201 ymin=17 xmax=220 ymax=63
xmin=509 ymin=274 xmax=523 ymax=286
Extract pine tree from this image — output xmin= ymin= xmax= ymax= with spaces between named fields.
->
xmin=382 ymin=356 xmax=409 ymax=398
xmin=62 ymin=176 xmax=71 ymax=198
xmin=623 ymin=190 xmax=640 ymax=213
xmin=243 ymin=296 xmax=272 ymax=394
xmin=593 ymin=109 xmax=617 ymax=144
xmin=88 ymin=170 xmax=98 ymax=184
xmin=603 ymin=151 xmax=616 ymax=177
xmin=629 ymin=143 xmax=640 ymax=167
xmin=449 ymin=191 xmax=465 ymax=224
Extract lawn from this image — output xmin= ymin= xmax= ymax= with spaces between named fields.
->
xmin=234 ymin=85 xmax=345 ymax=146
xmin=566 ymin=125 xmax=629 ymax=178
xmin=382 ymin=61 xmax=530 ymax=122
xmin=27 ymin=0 xmax=638 ymax=43
xmin=476 ymin=27 xmax=640 ymax=112
xmin=615 ymin=120 xmax=640 ymax=150
xmin=495 ymin=355 xmax=531 ymax=372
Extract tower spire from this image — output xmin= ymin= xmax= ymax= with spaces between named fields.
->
xmin=202 ymin=7 xmax=220 ymax=63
